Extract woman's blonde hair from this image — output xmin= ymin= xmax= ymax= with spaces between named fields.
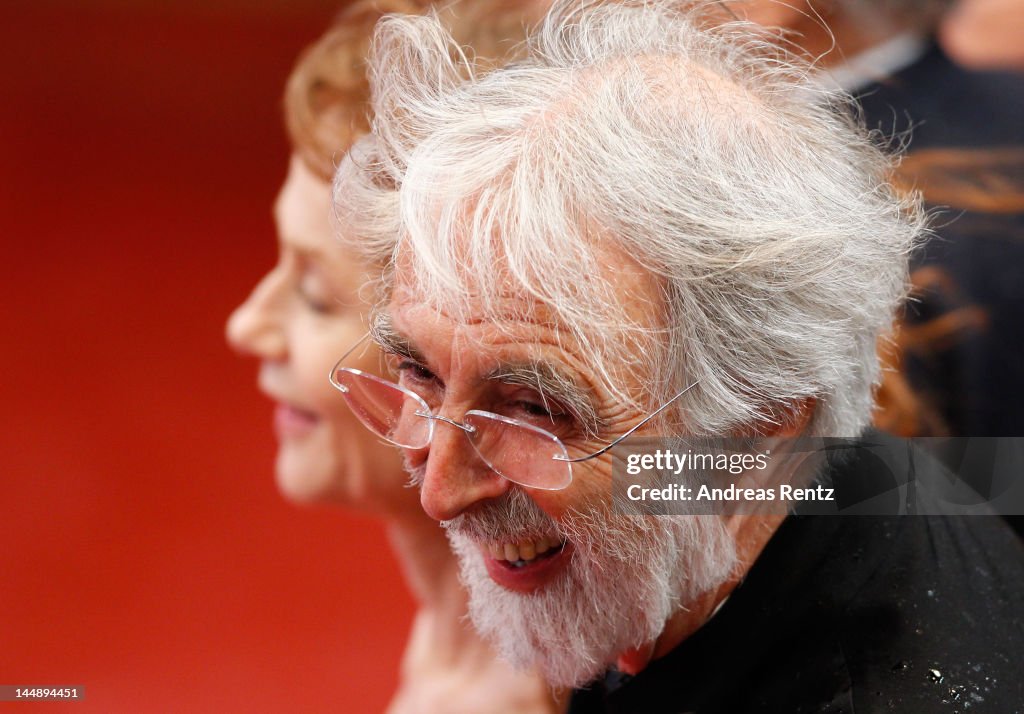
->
xmin=284 ymin=0 xmax=540 ymax=180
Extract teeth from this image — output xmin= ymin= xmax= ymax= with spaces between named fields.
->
xmin=488 ymin=537 xmax=562 ymax=564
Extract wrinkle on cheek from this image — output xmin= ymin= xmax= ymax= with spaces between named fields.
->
xmin=531 ymin=470 xmax=611 ymax=524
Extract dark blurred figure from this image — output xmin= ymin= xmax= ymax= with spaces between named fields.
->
xmin=737 ymin=0 xmax=1024 ymax=534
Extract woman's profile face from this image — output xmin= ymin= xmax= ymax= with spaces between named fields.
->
xmin=227 ymin=155 xmax=409 ymax=512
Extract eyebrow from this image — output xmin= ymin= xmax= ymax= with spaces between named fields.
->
xmin=370 ymin=312 xmax=602 ymax=436
xmin=370 ymin=311 xmax=427 ymax=363
xmin=486 ymin=362 xmax=602 ymax=437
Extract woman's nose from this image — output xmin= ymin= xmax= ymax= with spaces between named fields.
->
xmin=226 ymin=266 xmax=289 ymax=360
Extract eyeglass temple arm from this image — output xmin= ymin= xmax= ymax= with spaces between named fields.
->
xmin=554 ymin=380 xmax=701 ymax=463
xmin=328 ymin=332 xmax=374 ymax=389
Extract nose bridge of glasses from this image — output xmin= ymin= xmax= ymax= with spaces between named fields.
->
xmin=416 ymin=411 xmax=477 ymax=434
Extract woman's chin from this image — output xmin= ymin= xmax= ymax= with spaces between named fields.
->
xmin=274 ymin=445 xmax=345 ymax=505
xmin=271 ymin=435 xmax=414 ymax=515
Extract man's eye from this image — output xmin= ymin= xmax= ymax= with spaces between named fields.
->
xmin=510 ymin=400 xmax=571 ymax=428
xmin=397 ymin=360 xmax=437 ymax=385
xmin=516 ymin=400 xmax=556 ymax=418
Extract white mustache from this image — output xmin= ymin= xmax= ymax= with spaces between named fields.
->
xmin=442 ymin=488 xmax=561 ymax=543
xmin=404 ymin=455 xmax=564 ymax=542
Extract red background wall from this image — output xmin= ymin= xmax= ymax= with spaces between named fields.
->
xmin=0 ymin=2 xmax=414 ymax=711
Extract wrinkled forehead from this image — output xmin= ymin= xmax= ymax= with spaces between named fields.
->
xmin=387 ymin=234 xmax=665 ymax=338
xmin=394 ymin=236 xmax=546 ymax=295
xmin=386 ymin=247 xmax=568 ymax=353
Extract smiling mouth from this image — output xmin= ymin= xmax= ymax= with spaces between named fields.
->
xmin=485 ymin=536 xmax=567 ymax=568
xmin=477 ymin=534 xmax=572 ymax=592
xmin=274 ymin=402 xmax=320 ymax=437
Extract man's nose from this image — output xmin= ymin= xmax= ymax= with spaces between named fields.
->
xmin=417 ymin=414 xmax=511 ymax=522
xmin=226 ymin=267 xmax=288 ymax=360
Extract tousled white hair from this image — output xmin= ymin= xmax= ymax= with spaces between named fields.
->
xmin=335 ymin=0 xmax=927 ymax=437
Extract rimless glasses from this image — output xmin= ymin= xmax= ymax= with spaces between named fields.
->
xmin=329 ymin=334 xmax=698 ymax=491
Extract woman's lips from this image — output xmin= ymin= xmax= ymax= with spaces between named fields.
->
xmin=273 ymin=402 xmax=320 ymax=439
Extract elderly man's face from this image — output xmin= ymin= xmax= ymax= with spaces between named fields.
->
xmin=384 ymin=250 xmax=738 ymax=687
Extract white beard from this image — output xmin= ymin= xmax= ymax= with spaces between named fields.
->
xmin=442 ymin=488 xmax=738 ymax=689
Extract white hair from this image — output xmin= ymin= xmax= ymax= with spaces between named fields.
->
xmin=335 ymin=0 xmax=927 ymax=437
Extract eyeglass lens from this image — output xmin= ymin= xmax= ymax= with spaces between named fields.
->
xmin=332 ymin=369 xmax=432 ymax=449
xmin=463 ymin=412 xmax=572 ymax=490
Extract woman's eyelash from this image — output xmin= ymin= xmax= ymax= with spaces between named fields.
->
xmin=296 ymin=283 xmax=331 ymax=313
